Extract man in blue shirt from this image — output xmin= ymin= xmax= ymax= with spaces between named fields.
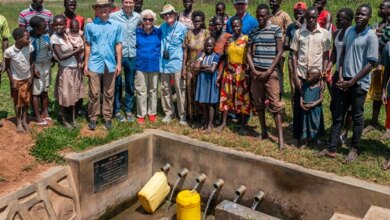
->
xmin=84 ymin=0 xmax=123 ymax=131
xmin=110 ymin=0 xmax=140 ymax=123
xmin=319 ymin=4 xmax=378 ymax=163
xmin=159 ymin=4 xmax=188 ymax=125
xmin=226 ymin=0 xmax=258 ymax=35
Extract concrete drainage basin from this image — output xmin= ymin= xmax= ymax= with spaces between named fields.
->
xmin=1 ymin=129 xmax=390 ymax=220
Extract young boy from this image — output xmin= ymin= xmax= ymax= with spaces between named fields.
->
xmin=29 ymin=16 xmax=52 ymax=126
xmin=4 ymin=28 xmax=35 ymax=132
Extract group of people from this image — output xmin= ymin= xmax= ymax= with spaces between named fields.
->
xmin=1 ymin=0 xmax=390 ymax=164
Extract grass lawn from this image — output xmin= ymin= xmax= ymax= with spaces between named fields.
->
xmin=0 ymin=0 xmax=390 ymax=185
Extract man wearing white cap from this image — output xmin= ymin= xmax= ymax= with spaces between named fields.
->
xmin=84 ymin=0 xmax=124 ymax=131
xmin=159 ymin=4 xmax=188 ymax=125
xmin=226 ymin=0 xmax=258 ymax=35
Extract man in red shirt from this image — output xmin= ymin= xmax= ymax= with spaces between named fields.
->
xmin=63 ymin=0 xmax=84 ymax=30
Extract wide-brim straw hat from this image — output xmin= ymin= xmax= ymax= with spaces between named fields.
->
xmin=92 ymin=0 xmax=111 ymax=9
xmin=159 ymin=4 xmax=176 ymax=16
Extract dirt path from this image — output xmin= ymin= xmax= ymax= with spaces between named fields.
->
xmin=0 ymin=119 xmax=52 ymax=196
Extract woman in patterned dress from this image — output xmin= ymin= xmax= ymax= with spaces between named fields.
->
xmin=182 ymin=10 xmax=210 ymax=123
xmin=218 ymin=16 xmax=251 ymax=134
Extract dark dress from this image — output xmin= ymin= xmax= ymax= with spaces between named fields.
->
xmin=195 ymin=53 xmax=220 ymax=104
xmin=301 ymin=82 xmax=325 ymax=139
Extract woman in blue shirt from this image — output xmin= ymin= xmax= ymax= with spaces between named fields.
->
xmin=135 ymin=9 xmax=161 ymax=124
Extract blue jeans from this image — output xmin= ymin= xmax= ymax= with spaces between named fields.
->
xmin=113 ymin=57 xmax=136 ymax=115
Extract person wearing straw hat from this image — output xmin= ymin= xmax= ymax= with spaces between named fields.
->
xmin=159 ymin=4 xmax=188 ymax=125
xmin=84 ymin=0 xmax=124 ymax=131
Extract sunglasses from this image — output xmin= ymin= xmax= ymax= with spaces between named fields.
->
xmin=163 ymin=12 xmax=175 ymax=17
xmin=143 ymin=18 xmax=154 ymax=22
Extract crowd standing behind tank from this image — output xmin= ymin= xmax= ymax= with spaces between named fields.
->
xmin=1 ymin=0 xmax=390 ymax=167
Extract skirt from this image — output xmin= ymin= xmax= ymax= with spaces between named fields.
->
xmin=55 ymin=66 xmax=84 ymax=107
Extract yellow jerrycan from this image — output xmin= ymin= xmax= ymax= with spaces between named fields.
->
xmin=176 ymin=190 xmax=201 ymax=220
xmin=138 ymin=171 xmax=170 ymax=213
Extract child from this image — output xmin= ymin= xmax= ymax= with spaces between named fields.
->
xmin=29 ymin=16 xmax=52 ymax=126
xmin=4 ymin=28 xmax=34 ymax=132
xmin=51 ymin=15 xmax=84 ymax=128
xmin=66 ymin=19 xmax=84 ymax=68
xmin=299 ymin=68 xmax=325 ymax=146
xmin=193 ymin=37 xmax=220 ymax=133
xmin=209 ymin=2 xmax=229 ymax=32
xmin=66 ymin=19 xmax=85 ymax=118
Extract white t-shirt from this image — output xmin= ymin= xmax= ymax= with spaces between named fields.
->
xmin=3 ymin=44 xmax=34 ymax=80
xmin=50 ymin=33 xmax=78 ymax=67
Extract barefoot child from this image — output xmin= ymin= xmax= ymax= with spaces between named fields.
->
xmin=299 ymin=68 xmax=325 ymax=146
xmin=193 ymin=37 xmax=220 ymax=133
xmin=51 ymin=15 xmax=84 ymax=128
xmin=4 ymin=28 xmax=34 ymax=132
xmin=29 ymin=16 xmax=52 ymax=126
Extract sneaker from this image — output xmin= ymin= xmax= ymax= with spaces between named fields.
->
xmin=126 ymin=113 xmax=135 ymax=122
xmin=137 ymin=117 xmax=145 ymax=124
xmin=88 ymin=120 xmax=97 ymax=130
xmin=162 ymin=115 xmax=172 ymax=123
xmin=103 ymin=120 xmax=112 ymax=130
xmin=148 ymin=115 xmax=157 ymax=123
xmin=179 ymin=115 xmax=188 ymax=126
xmin=115 ymin=113 xmax=126 ymax=123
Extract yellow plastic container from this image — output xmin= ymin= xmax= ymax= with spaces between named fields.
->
xmin=176 ymin=190 xmax=201 ymax=220
xmin=138 ymin=171 xmax=170 ymax=213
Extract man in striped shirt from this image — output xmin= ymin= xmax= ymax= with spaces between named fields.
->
xmin=18 ymin=0 xmax=53 ymax=31
xmin=247 ymin=4 xmax=285 ymax=150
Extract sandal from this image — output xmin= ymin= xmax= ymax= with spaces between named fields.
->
xmin=37 ymin=120 xmax=48 ymax=126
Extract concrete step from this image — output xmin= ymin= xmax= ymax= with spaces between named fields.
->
xmin=363 ymin=206 xmax=390 ymax=220
xmin=215 ymin=200 xmax=280 ymax=220
xmin=330 ymin=213 xmax=362 ymax=220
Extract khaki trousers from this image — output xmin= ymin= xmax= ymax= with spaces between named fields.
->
xmin=135 ymin=71 xmax=159 ymax=118
xmin=160 ymin=72 xmax=186 ymax=118
xmin=88 ymin=71 xmax=116 ymax=121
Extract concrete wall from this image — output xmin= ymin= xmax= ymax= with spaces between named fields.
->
xmin=151 ymin=130 xmax=390 ymax=220
xmin=65 ymin=132 xmax=154 ymax=220
xmin=3 ymin=130 xmax=390 ymax=220
xmin=0 ymin=167 xmax=80 ymax=220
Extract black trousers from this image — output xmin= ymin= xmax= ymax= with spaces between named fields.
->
xmin=328 ymin=80 xmax=367 ymax=152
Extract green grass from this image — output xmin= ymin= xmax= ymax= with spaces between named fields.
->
xmin=0 ymin=0 xmax=389 ymax=185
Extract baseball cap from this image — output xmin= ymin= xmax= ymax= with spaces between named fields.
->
xmin=293 ymin=2 xmax=307 ymax=10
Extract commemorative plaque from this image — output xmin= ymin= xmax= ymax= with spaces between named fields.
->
xmin=94 ymin=150 xmax=128 ymax=193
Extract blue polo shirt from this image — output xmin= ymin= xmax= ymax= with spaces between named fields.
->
xmin=85 ymin=17 xmax=124 ymax=74
xmin=342 ymin=26 xmax=378 ymax=91
xmin=159 ymin=21 xmax=188 ymax=74
xmin=110 ymin=9 xmax=140 ymax=58
xmin=136 ymin=27 xmax=161 ymax=72
xmin=226 ymin=12 xmax=258 ymax=35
